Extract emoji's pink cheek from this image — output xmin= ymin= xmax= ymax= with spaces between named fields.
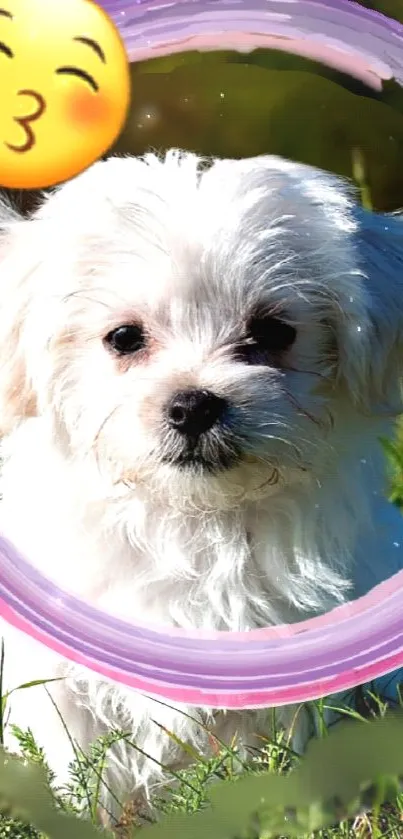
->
xmin=64 ymin=90 xmax=112 ymax=129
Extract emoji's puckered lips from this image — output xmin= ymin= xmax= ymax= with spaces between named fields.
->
xmin=5 ymin=89 xmax=46 ymax=153
xmin=0 ymin=0 xmax=130 ymax=190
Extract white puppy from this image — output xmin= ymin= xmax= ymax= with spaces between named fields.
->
xmin=0 ymin=150 xmax=403 ymax=819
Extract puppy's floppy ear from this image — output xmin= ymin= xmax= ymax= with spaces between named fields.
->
xmin=336 ymin=207 xmax=403 ymax=416
xmin=0 ymin=197 xmax=40 ymax=434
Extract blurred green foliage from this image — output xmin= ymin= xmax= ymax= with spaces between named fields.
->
xmin=382 ymin=431 xmax=403 ymax=508
xmin=112 ymin=44 xmax=403 ymax=212
xmin=359 ymin=0 xmax=403 ymax=23
xmin=3 ymin=715 xmax=403 ymax=838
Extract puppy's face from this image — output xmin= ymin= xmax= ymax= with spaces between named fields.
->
xmin=0 ymin=152 xmax=402 ymax=508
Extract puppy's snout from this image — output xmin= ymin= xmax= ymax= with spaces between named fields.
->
xmin=166 ymin=389 xmax=228 ymax=437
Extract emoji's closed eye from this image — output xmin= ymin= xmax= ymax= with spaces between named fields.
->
xmin=0 ymin=40 xmax=13 ymax=57
xmin=56 ymin=66 xmax=98 ymax=92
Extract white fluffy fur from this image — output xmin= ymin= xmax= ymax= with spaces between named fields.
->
xmin=0 ymin=150 xmax=403 ymax=820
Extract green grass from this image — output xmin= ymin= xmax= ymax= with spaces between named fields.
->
xmin=1 ymin=690 xmax=403 ymax=839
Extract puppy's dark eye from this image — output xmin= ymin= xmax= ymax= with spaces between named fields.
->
xmin=104 ymin=324 xmax=146 ymax=355
xmin=248 ymin=315 xmax=297 ymax=353
xmin=237 ymin=315 xmax=297 ymax=364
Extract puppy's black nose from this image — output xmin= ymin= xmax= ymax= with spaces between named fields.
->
xmin=167 ymin=389 xmax=227 ymax=437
